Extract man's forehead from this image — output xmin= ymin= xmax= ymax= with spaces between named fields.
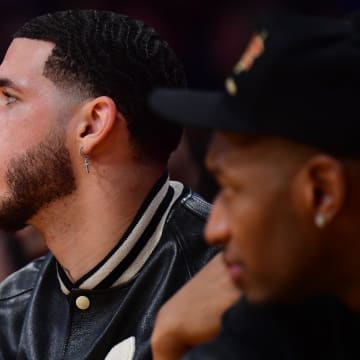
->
xmin=206 ymin=131 xmax=295 ymax=172
xmin=205 ymin=132 xmax=248 ymax=174
xmin=207 ymin=132 xmax=258 ymax=161
xmin=0 ymin=38 xmax=54 ymax=83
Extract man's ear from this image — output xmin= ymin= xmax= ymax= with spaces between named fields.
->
xmin=76 ymin=96 xmax=124 ymax=154
xmin=294 ymin=154 xmax=346 ymax=228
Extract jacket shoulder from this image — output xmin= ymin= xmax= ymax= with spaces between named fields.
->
xmin=180 ymin=189 xmax=212 ymax=220
xmin=168 ymin=187 xmax=218 ymax=273
xmin=0 ymin=256 xmax=47 ymax=301
xmin=168 ymin=187 xmax=211 ymax=228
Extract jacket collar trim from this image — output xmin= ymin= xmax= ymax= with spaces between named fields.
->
xmin=56 ymin=173 xmax=184 ymax=295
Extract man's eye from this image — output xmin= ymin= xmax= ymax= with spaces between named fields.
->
xmin=2 ymin=91 xmax=18 ymax=105
xmin=221 ymin=187 xmax=236 ymax=201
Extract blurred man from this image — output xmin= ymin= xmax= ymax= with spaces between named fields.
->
xmin=0 ymin=10 xmax=216 ymax=360
xmin=150 ymin=13 xmax=360 ymax=359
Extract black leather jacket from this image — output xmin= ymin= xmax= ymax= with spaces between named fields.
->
xmin=0 ymin=186 xmax=215 ymax=360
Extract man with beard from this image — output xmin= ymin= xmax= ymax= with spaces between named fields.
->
xmin=0 ymin=10 xmax=218 ymax=360
xmin=150 ymin=13 xmax=360 ymax=360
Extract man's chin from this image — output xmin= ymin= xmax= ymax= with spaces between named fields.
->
xmin=242 ymin=283 xmax=291 ymax=305
xmin=245 ymin=285 xmax=317 ymax=306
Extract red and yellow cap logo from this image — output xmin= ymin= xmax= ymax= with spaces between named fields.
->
xmin=225 ymin=30 xmax=267 ymax=96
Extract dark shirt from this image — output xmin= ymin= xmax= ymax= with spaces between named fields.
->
xmin=184 ymin=296 xmax=360 ymax=359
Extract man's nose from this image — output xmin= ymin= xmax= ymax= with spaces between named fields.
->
xmin=205 ymin=196 xmax=230 ymax=247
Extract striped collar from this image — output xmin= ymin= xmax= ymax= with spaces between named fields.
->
xmin=57 ymin=173 xmax=184 ymax=295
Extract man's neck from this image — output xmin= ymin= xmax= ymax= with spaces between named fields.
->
xmin=30 ymin=165 xmax=165 ymax=283
xmin=329 ymin=229 xmax=360 ymax=312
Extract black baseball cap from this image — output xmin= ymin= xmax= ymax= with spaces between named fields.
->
xmin=150 ymin=13 xmax=360 ymax=156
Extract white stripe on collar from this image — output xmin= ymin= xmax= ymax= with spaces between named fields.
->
xmin=57 ymin=178 xmax=184 ymax=295
xmin=112 ymin=181 xmax=184 ymax=286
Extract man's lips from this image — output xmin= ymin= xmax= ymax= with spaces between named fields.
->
xmin=228 ymin=263 xmax=243 ymax=277
xmin=223 ymin=254 xmax=245 ymax=284
xmin=227 ymin=263 xmax=245 ymax=284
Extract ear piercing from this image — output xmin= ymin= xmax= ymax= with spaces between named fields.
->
xmin=80 ymin=146 xmax=90 ymax=174
xmin=314 ymin=213 xmax=326 ymax=228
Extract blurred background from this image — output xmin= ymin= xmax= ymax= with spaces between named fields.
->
xmin=1 ymin=0 xmax=359 ymax=88
xmin=0 ymin=0 xmax=358 ymax=280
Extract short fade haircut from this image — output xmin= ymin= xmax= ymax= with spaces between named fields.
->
xmin=14 ymin=10 xmax=186 ymax=163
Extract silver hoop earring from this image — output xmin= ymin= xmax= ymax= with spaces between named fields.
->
xmin=80 ymin=146 xmax=90 ymax=174
xmin=314 ymin=213 xmax=326 ymax=228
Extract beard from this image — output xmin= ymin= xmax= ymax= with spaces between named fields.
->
xmin=0 ymin=129 xmax=76 ymax=231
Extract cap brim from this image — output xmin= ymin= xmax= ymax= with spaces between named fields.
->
xmin=149 ymin=88 xmax=251 ymax=132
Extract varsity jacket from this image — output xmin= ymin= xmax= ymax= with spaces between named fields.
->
xmin=0 ymin=175 xmax=215 ymax=359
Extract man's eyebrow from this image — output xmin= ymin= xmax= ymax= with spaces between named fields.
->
xmin=205 ymin=153 xmax=220 ymax=176
xmin=0 ymin=78 xmax=22 ymax=91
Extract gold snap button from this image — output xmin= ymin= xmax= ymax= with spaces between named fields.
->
xmin=75 ymin=295 xmax=90 ymax=310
